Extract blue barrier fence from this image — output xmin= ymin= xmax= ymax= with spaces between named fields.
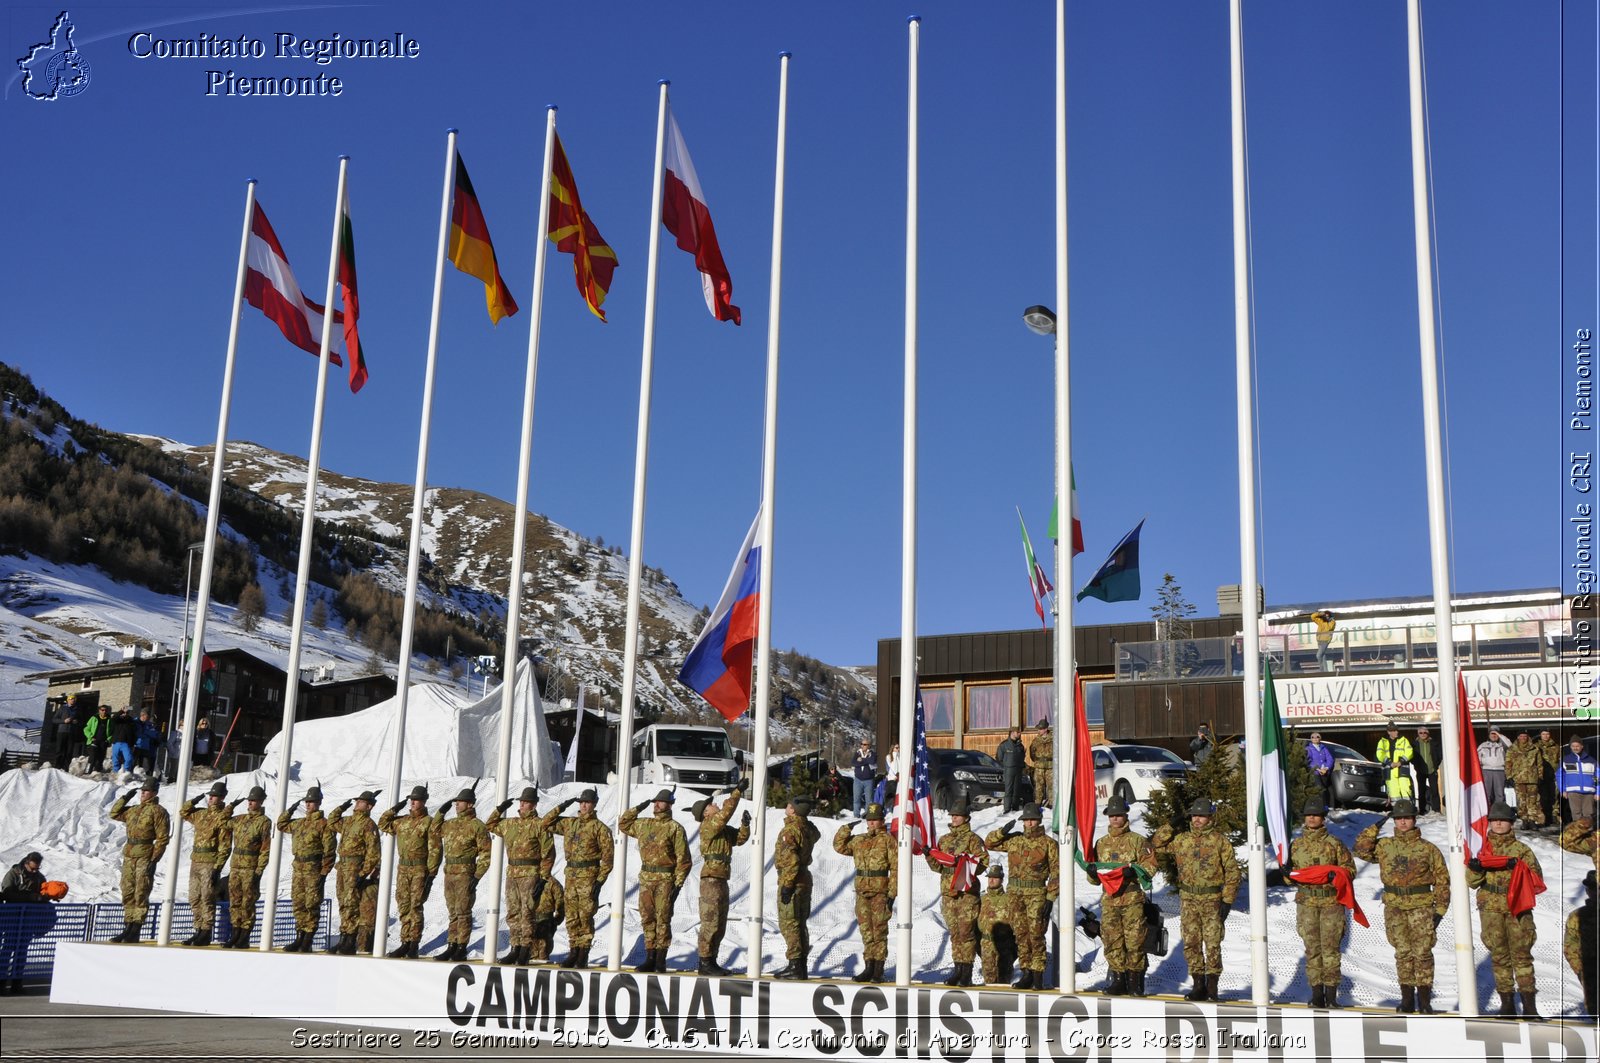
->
xmin=0 ymin=899 xmax=332 ymax=980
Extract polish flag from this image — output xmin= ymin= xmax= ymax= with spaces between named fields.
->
xmin=662 ymin=106 xmax=740 ymax=325
xmin=243 ymin=202 xmax=346 ymax=368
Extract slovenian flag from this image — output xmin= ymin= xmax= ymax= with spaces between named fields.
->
xmin=662 ymin=105 xmax=740 ymax=325
xmin=679 ymin=510 xmax=761 ymax=720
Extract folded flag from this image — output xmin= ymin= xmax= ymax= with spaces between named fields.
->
xmin=926 ymin=847 xmax=979 ymax=892
xmin=336 ymin=192 xmax=368 ymax=393
xmin=1076 ymin=519 xmax=1144 ymax=603
xmin=448 ymin=151 xmax=519 ymax=324
xmin=679 ymin=511 xmax=761 ymax=720
xmin=662 ymin=105 xmax=739 ymax=324
xmin=1476 ymin=852 xmax=1546 ymax=917
xmin=1090 ymin=861 xmax=1152 ymax=896
xmin=243 ymin=202 xmax=346 ymax=369
xmin=1288 ymin=865 xmax=1368 ymax=927
xmin=549 ymin=134 xmax=618 ymax=321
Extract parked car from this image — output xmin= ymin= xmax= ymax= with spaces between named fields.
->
xmin=930 ymin=748 xmax=1006 ymax=811
xmin=1091 ymin=744 xmax=1189 ymax=806
xmin=1320 ymin=740 xmax=1388 ymax=810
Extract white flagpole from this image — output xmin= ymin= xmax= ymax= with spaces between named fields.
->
xmin=1405 ymin=0 xmax=1475 ymax=1016
xmin=1053 ymin=0 xmax=1078 ymax=992
xmin=746 ymin=50 xmax=790 ymax=981
xmin=482 ymin=105 xmax=559 ymax=963
xmin=606 ymin=80 xmax=672 ymax=972
xmin=372 ymin=132 xmax=458 ymax=956
xmin=893 ymin=15 xmax=920 ymax=988
xmin=1227 ymin=0 xmax=1269 ymax=1006
xmin=155 ymin=179 xmax=256 ymax=946
xmin=259 ymin=155 xmax=349 ymax=950
xmin=564 ymin=684 xmax=585 ymax=781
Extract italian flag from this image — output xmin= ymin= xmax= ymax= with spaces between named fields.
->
xmin=1259 ymin=662 xmax=1290 ymax=867
xmin=1047 ymin=465 xmax=1085 ymax=557
xmin=1017 ymin=507 xmax=1053 ymax=628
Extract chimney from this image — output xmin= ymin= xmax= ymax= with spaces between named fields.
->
xmin=1217 ymin=584 xmax=1264 ymax=618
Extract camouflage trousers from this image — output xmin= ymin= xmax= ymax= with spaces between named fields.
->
xmin=980 ymin=927 xmax=1017 ymax=985
xmin=531 ymin=917 xmax=559 ymax=963
xmin=229 ymin=868 xmax=263 ymax=933
xmin=1012 ymin=889 xmax=1050 ymax=974
xmin=941 ymin=892 xmax=980 ymax=964
xmin=638 ymin=875 xmax=676 ymax=950
xmin=1178 ymin=895 xmax=1226 ymax=976
xmin=1513 ymin=784 xmax=1546 ymax=825
xmin=565 ymin=871 xmax=601 ymax=947
xmin=442 ymin=872 xmax=477 ymax=946
xmin=394 ymin=867 xmax=428 ymax=942
xmin=335 ymin=868 xmax=378 ymax=936
xmin=1102 ymin=897 xmax=1148 ymax=974
xmin=698 ymin=877 xmax=730 ymax=957
xmin=1295 ymin=902 xmax=1347 ymax=986
xmin=1382 ymin=905 xmax=1438 ymax=984
xmin=188 ymin=860 xmax=218 ymax=932
xmin=1032 ymin=765 xmax=1054 ymax=807
xmin=504 ymin=875 xmax=539 ymax=946
xmin=855 ymin=890 xmax=892 ymax=962
xmin=1481 ymin=905 xmax=1536 ymax=993
xmin=120 ymin=852 xmax=156 ymax=924
xmin=290 ymin=865 xmax=326 ymax=933
xmin=779 ymin=885 xmax=811 ymax=960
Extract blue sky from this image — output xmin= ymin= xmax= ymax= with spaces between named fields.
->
xmin=2 ymin=2 xmax=1588 ymax=667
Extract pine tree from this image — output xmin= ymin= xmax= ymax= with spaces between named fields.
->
xmin=237 ymin=583 xmax=266 ymax=633
xmin=310 ymin=597 xmax=329 ymax=630
xmin=1143 ymin=739 xmax=1247 ymax=880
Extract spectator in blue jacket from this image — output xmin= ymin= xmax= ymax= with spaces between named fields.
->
xmin=132 ymin=710 xmax=160 ymax=776
xmin=1306 ymin=732 xmax=1335 ymax=806
xmin=851 ymin=738 xmax=876 ymax=817
xmin=1558 ymin=738 xmax=1598 ymax=824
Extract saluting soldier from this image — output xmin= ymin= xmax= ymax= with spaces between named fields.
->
xmin=487 ymin=785 xmax=553 ymax=967
xmin=108 ymin=777 xmax=171 ymax=943
xmin=225 ymin=785 xmax=273 ymax=949
xmin=179 ymin=781 xmax=232 ymax=947
xmin=378 ymin=785 xmax=441 ymax=958
xmin=1289 ymin=796 xmax=1356 ymax=1008
xmin=542 ymin=787 xmax=613 ymax=970
xmin=836 ymin=802 xmax=898 ymax=984
xmin=1560 ymin=816 xmax=1599 ymax=870
xmin=928 ymin=800 xmax=987 ymax=986
xmin=692 ymin=787 xmax=750 ymax=975
xmin=772 ymin=796 xmax=820 ymax=979
xmin=1505 ymin=732 xmax=1546 ymax=830
xmin=984 ymin=802 xmax=1058 ymax=990
xmin=276 ymin=784 xmax=336 ymax=952
xmin=619 ymin=788 xmax=692 ymax=973
xmin=327 ymin=789 xmax=382 ymax=955
xmin=1152 ymin=798 xmax=1240 ymax=1002
xmin=1029 ymin=723 xmax=1054 ymax=807
xmin=977 ymin=864 xmax=1017 ymax=987
xmin=1089 ymin=796 xmax=1157 ymax=997
xmin=1466 ymin=800 xmax=1544 ymax=1019
xmin=1353 ymin=798 xmax=1448 ymax=1014
xmin=434 ymin=787 xmax=491 ymax=962
xmin=529 ymin=873 xmax=566 ymax=965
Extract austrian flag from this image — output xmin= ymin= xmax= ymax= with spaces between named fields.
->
xmin=243 ymin=202 xmax=349 ymax=375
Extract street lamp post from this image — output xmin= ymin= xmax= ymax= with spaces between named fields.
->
xmin=169 ymin=540 xmax=206 ymax=734
xmin=1022 ymin=305 xmax=1060 ymax=742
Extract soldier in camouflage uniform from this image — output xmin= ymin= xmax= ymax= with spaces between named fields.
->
xmin=620 ymin=788 xmax=691 ymax=973
xmin=1560 ymin=816 xmax=1599 ymax=870
xmin=433 ymin=787 xmax=491 ymax=961
xmin=225 ymin=785 xmax=273 ymax=949
xmin=179 ymin=781 xmax=232 ymax=947
xmin=275 ymin=785 xmax=337 ymax=952
xmin=1353 ymin=798 xmax=1449 ymax=1014
xmin=109 ymin=777 xmax=171 ymax=943
xmin=1152 ymin=798 xmax=1240 ymax=1002
xmin=985 ymin=802 xmax=1059 ymax=990
xmin=542 ymin=788 xmax=613 ymax=970
xmin=1536 ymin=730 xmax=1561 ymax=826
xmin=692 ymin=788 xmax=750 ymax=975
xmin=1505 ymin=732 xmax=1546 ymax=829
xmin=1466 ymin=800 xmax=1543 ymax=1019
xmin=378 ymin=785 xmax=441 ymax=958
xmin=928 ymin=800 xmax=988 ymax=986
xmin=1566 ymin=870 xmax=1597 ymax=1018
xmin=772 ymin=797 xmax=820 ymax=979
xmin=487 ymin=785 xmax=553 ymax=966
xmin=977 ymin=864 xmax=1016 ymax=986
xmin=530 ymin=873 xmax=566 ymax=964
xmin=1090 ymin=796 xmax=1157 ymax=996
xmin=836 ymin=802 xmax=898 ymax=984
xmin=327 ymin=789 xmax=381 ymax=955
xmin=1029 ymin=723 xmax=1054 ymax=808
xmin=1289 ymin=796 xmax=1356 ymax=1008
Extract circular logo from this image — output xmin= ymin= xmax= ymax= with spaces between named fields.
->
xmin=45 ymin=50 xmax=92 ymax=98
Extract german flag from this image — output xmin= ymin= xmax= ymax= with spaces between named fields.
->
xmin=548 ymin=134 xmax=618 ymax=321
xmin=448 ymin=151 xmax=519 ymax=324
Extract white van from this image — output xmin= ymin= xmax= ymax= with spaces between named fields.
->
xmin=629 ymin=724 xmax=742 ymax=792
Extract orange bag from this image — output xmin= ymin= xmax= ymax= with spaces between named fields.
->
xmin=40 ymin=880 xmax=69 ymax=900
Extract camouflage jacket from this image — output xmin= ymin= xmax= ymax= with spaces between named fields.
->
xmin=1093 ymin=823 xmax=1156 ymax=908
xmin=328 ymin=808 xmax=381 ymax=877
xmin=1353 ymin=822 xmax=1449 ymax=913
xmin=927 ymin=823 xmax=988 ymax=896
xmin=542 ymin=807 xmax=614 ymax=885
xmin=1152 ymin=822 xmax=1240 ymax=903
xmin=1029 ymin=733 xmax=1054 ymax=767
xmin=1505 ymin=741 xmax=1543 ymax=784
xmin=437 ymin=809 xmax=491 ymax=880
xmin=835 ymin=824 xmax=898 ymax=897
xmin=487 ymin=809 xmax=554 ymax=880
xmin=1289 ymin=826 xmax=1355 ymax=907
xmin=697 ymin=794 xmax=750 ymax=881
xmin=228 ymin=810 xmax=273 ymax=872
xmin=535 ymin=876 xmax=565 ymax=922
xmin=110 ymin=795 xmax=171 ymax=861
xmin=1464 ymin=832 xmax=1541 ymax=910
xmin=1537 ymin=738 xmax=1560 ymax=772
xmin=378 ymin=807 xmax=442 ymax=875
xmin=774 ymin=811 xmax=820 ymax=889
xmin=276 ymin=809 xmax=336 ymax=874
xmin=1559 ymin=819 xmax=1599 ymax=869
xmin=984 ymin=824 xmax=1059 ymax=900
xmin=979 ymin=888 xmax=1012 ymax=936
xmin=619 ymin=807 xmax=691 ymax=886
xmin=180 ymin=800 xmax=233 ymax=867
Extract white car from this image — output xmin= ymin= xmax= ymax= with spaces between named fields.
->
xmin=1091 ymin=743 xmax=1189 ymax=806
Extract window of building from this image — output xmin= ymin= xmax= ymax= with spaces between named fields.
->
xmin=920 ymin=685 xmax=955 ymax=731
xmin=965 ymin=683 xmax=1010 ymax=731
xmin=1083 ymin=681 xmax=1106 ymax=728
xmin=1024 ymin=681 xmax=1054 ymax=728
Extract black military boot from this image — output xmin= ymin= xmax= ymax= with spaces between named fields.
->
xmin=121 ymin=922 xmax=142 ymax=944
xmin=283 ymin=930 xmax=305 ymax=953
xmin=1413 ymin=985 xmax=1433 ymax=1014
xmin=498 ymin=944 xmax=519 ymax=964
xmin=387 ymin=939 xmax=411 ymax=958
xmin=1014 ymin=969 xmax=1037 ymax=991
xmin=1397 ymin=985 xmax=1417 ymax=1013
xmin=1325 ymin=984 xmax=1343 ymax=1009
xmin=699 ymin=954 xmax=728 ymax=977
xmin=1184 ymin=975 xmax=1208 ymax=1002
xmin=182 ymin=929 xmax=210 ymax=947
xmin=1130 ymin=971 xmax=1147 ymax=997
xmin=944 ymin=963 xmax=966 ymax=987
xmin=872 ymin=960 xmax=888 ymax=984
xmin=1495 ymin=991 xmax=1517 ymax=1017
xmin=776 ymin=952 xmax=808 ymax=980
xmin=1310 ymin=985 xmax=1326 ymax=1008
xmin=1205 ymin=974 xmax=1221 ymax=1001
xmin=570 ymin=945 xmax=590 ymax=970
xmin=956 ymin=962 xmax=973 ymax=987
xmin=339 ymin=933 xmax=358 ymax=956
xmin=1519 ymin=991 xmax=1542 ymax=1021
xmin=357 ymin=931 xmax=374 ymax=954
xmin=233 ymin=927 xmax=252 ymax=949
xmin=635 ymin=948 xmax=659 ymax=973
xmin=853 ymin=957 xmax=873 ymax=983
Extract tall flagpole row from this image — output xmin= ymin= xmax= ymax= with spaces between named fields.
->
xmin=373 ymin=132 xmax=458 ymax=955
xmin=260 ymin=155 xmax=350 ymax=949
xmin=607 ymin=79 xmax=672 ymax=971
xmin=156 ymin=179 xmax=257 ymax=946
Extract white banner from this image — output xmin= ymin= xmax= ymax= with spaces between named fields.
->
xmin=1275 ymin=666 xmax=1591 ymax=725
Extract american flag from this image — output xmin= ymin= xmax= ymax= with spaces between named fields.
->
xmin=892 ymin=688 xmax=936 ymax=855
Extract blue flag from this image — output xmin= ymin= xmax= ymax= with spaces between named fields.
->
xmin=1075 ymin=519 xmax=1144 ymax=603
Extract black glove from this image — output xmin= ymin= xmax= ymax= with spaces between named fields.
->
xmin=210 ymin=869 xmax=221 ymax=887
xmin=779 ymin=885 xmax=795 ymax=905
xmin=1326 ymin=871 xmax=1338 ymax=884
xmin=336 ymin=799 xmax=352 ymax=814
xmin=229 ymin=798 xmax=245 ymax=811
xmin=122 ymin=788 xmax=137 ymax=803
xmin=1218 ymin=900 xmax=1231 ymax=922
xmin=531 ymin=878 xmax=546 ymax=906
xmin=1086 ymin=870 xmax=1101 ymax=886
xmin=741 ymin=812 xmax=751 ymax=829
xmin=1001 ymin=819 xmax=1016 ymax=835
xmin=318 ymin=875 xmax=327 ymax=892
xmin=887 ymin=896 xmax=895 ymax=915
xmin=737 ymin=778 xmax=749 ymax=796
xmin=1467 ymin=858 xmax=1483 ymax=873
xmin=633 ymin=799 xmax=651 ymax=813
xmin=388 ymin=801 xmax=405 ymax=816
xmin=421 ymin=875 xmax=435 ymax=901
xmin=1041 ymin=899 xmax=1054 ymax=924
xmin=590 ymin=882 xmax=602 ymax=906
xmin=560 ymin=797 xmax=577 ymax=811
xmin=496 ymin=799 xmax=513 ymax=815
xmin=1432 ymin=912 xmax=1444 ymax=930
xmin=670 ymin=884 xmax=682 ymax=905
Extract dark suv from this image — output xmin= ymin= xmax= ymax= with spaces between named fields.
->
xmin=1322 ymin=740 xmax=1388 ymax=810
xmin=930 ymin=748 xmax=1006 ymax=811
